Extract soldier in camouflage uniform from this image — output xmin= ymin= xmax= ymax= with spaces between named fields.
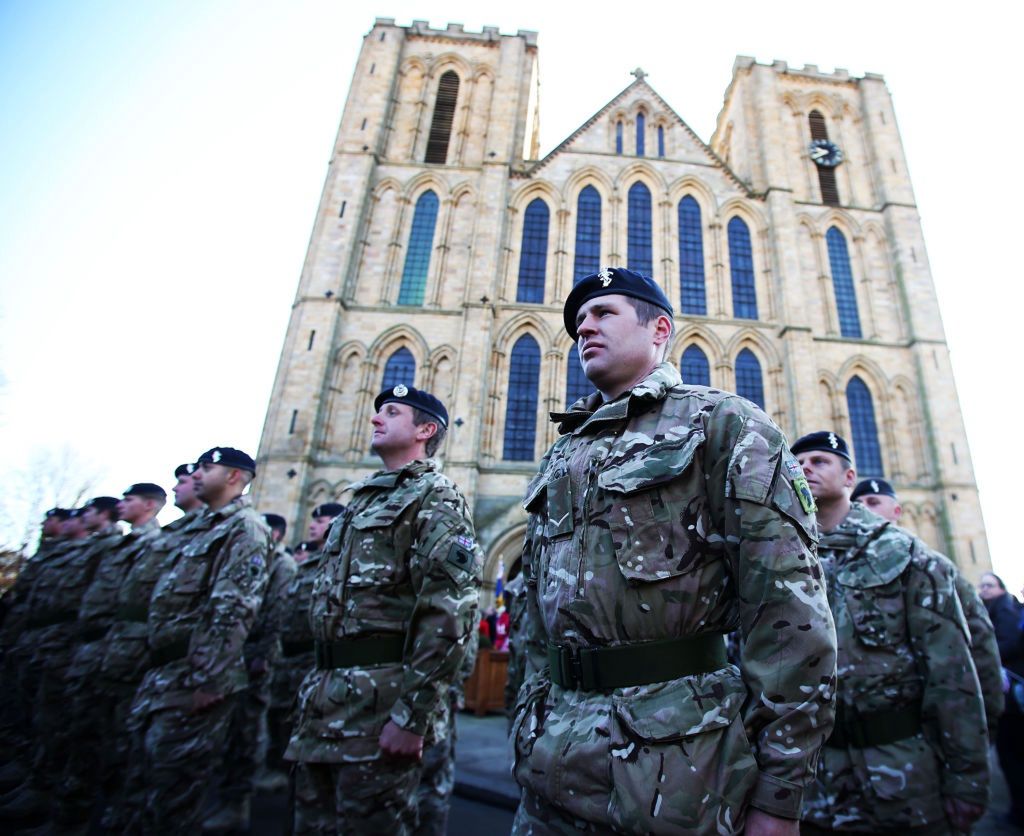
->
xmin=117 ymin=448 xmax=270 ymax=834
xmin=285 ymin=386 xmax=481 ymax=835
xmin=56 ymin=483 xmax=167 ymax=828
xmin=203 ymin=513 xmax=298 ymax=832
xmin=99 ymin=464 xmax=207 ymax=830
xmin=263 ymin=503 xmax=346 ymax=792
xmin=0 ymin=497 xmax=123 ymax=823
xmin=0 ymin=508 xmax=71 ymax=789
xmin=795 ymin=432 xmax=988 ymax=834
xmin=503 ymin=570 xmax=529 ymax=730
xmin=850 ymin=477 xmax=1004 ymax=736
xmin=415 ymin=610 xmax=480 ymax=836
xmin=511 ymin=268 xmax=837 ymax=836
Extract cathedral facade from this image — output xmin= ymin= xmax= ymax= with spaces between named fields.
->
xmin=254 ymin=18 xmax=990 ymax=587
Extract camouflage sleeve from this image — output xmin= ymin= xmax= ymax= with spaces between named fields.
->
xmin=907 ymin=550 xmax=989 ymax=805
xmin=245 ymin=555 xmax=297 ymax=664
xmin=955 ymin=571 xmax=1004 ymax=733
xmin=186 ymin=520 xmax=270 ymax=693
xmin=388 ymin=481 xmax=481 ymax=737
xmin=705 ymin=400 xmax=838 ymax=820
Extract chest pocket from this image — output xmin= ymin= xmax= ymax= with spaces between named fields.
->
xmin=837 ymin=556 xmax=910 ymax=649
xmin=174 ymin=529 xmax=231 ymax=593
xmin=597 ymin=430 xmax=721 ymax=583
xmin=343 ymin=497 xmax=417 ymax=588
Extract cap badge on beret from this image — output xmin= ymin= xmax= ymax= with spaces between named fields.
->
xmin=598 ymin=268 xmax=613 ymax=287
xmin=393 ymin=384 xmax=409 ymax=398
xmin=212 ymin=450 xmax=222 ymax=463
xmin=828 ymin=432 xmax=839 ymax=449
xmin=870 ymin=480 xmax=880 ymax=494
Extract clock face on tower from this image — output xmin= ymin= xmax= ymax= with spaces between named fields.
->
xmin=808 ymin=139 xmax=843 ymax=168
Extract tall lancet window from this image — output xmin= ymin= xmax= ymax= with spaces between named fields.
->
xmin=627 ymin=182 xmax=653 ymax=276
xmin=503 ymin=335 xmax=541 ymax=461
xmin=636 ymin=112 xmax=645 ymax=156
xmin=516 ymin=199 xmax=549 ymax=303
xmin=846 ymin=376 xmax=884 ymax=476
xmin=681 ymin=345 xmax=710 ymax=387
xmin=425 ymin=71 xmax=459 ymax=164
xmin=381 ymin=347 xmax=415 ymax=390
xmin=735 ymin=348 xmax=764 ymax=409
xmin=397 ymin=190 xmax=439 ymax=305
xmin=826 ymin=227 xmax=862 ymax=338
xmin=728 ymin=217 xmax=758 ymax=320
xmin=573 ymin=186 xmax=602 ymax=284
xmin=678 ymin=196 xmax=706 ymax=315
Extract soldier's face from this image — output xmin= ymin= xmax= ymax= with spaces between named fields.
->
xmin=60 ymin=516 xmax=85 ymax=538
xmin=860 ymin=493 xmax=901 ymax=523
xmin=370 ymin=402 xmax=419 ymax=456
xmin=575 ymin=296 xmax=663 ymax=395
xmin=796 ymin=451 xmax=854 ymax=503
xmin=116 ymin=495 xmax=149 ymax=524
xmin=42 ymin=516 xmax=63 ymax=537
xmin=173 ymin=473 xmax=199 ymax=509
xmin=81 ymin=506 xmax=108 ymax=532
xmin=193 ymin=462 xmax=231 ymax=502
xmin=307 ymin=515 xmax=333 ymax=544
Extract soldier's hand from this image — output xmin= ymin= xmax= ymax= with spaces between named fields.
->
xmin=943 ymin=797 xmax=984 ymax=831
xmin=744 ymin=808 xmax=799 ymax=836
xmin=191 ymin=690 xmax=224 ymax=715
xmin=378 ymin=719 xmax=423 ymax=761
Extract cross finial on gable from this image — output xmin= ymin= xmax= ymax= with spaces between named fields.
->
xmin=631 ymin=67 xmax=647 ymax=81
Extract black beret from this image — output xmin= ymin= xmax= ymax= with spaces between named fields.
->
xmin=123 ymin=483 xmax=167 ymax=499
xmin=373 ymin=385 xmax=448 ymax=429
xmin=67 ymin=508 xmax=84 ymax=519
xmin=312 ymin=502 xmax=346 ymax=519
xmin=195 ymin=447 xmax=256 ymax=474
xmin=563 ymin=267 xmax=673 ymax=340
xmin=174 ymin=463 xmax=196 ymax=478
xmin=851 ymin=478 xmax=897 ymax=502
xmin=263 ymin=513 xmax=287 ymax=532
xmin=45 ymin=507 xmax=72 ymax=520
xmin=790 ymin=431 xmax=852 ymax=463
xmin=85 ymin=496 xmax=121 ymax=513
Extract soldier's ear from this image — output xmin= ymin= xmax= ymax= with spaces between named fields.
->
xmin=415 ymin=420 xmax=439 ymax=442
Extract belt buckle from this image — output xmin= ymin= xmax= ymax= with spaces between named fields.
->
xmin=555 ymin=645 xmax=583 ymax=690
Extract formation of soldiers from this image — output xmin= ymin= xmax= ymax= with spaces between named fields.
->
xmin=0 ymin=263 xmax=1010 ymax=835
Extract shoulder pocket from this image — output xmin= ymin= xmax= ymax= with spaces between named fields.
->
xmin=345 ymin=496 xmax=418 ymax=587
xmin=838 ymin=533 xmax=911 ymax=648
xmin=597 ymin=432 xmax=722 ymax=582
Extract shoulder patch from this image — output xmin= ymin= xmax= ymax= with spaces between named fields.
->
xmin=445 ymin=539 xmax=476 ymax=574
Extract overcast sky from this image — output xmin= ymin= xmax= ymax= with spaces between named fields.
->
xmin=1 ymin=0 xmax=1020 ymax=592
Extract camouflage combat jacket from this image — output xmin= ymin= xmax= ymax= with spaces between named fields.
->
xmin=244 ymin=543 xmax=297 ymax=668
xmin=101 ymin=508 xmax=206 ymax=686
xmin=504 ymin=573 xmax=529 ymax=715
xmin=801 ymin=502 xmax=988 ymax=831
xmin=66 ymin=518 xmax=163 ymax=681
xmin=24 ymin=526 xmax=124 ymax=672
xmin=513 ymin=363 xmax=837 ymax=832
xmin=0 ymin=539 xmax=64 ymax=648
xmin=130 ymin=496 xmax=270 ymax=713
xmin=270 ymin=548 xmax=323 ymax=709
xmin=285 ymin=459 xmax=482 ymax=764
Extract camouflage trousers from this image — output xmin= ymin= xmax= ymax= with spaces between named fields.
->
xmin=290 ymin=759 xmax=423 ymax=835
xmin=512 ymin=789 xmax=616 ymax=834
xmin=117 ymin=697 xmax=234 ymax=834
xmin=414 ymin=727 xmax=456 ymax=836
xmin=215 ymin=674 xmax=271 ymax=802
xmin=0 ymin=642 xmax=37 ymax=765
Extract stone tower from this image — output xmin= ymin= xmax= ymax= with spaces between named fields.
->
xmin=254 ymin=20 xmax=990 ymax=588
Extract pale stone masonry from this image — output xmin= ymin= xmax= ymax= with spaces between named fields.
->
xmin=254 ymin=18 xmax=990 ymax=592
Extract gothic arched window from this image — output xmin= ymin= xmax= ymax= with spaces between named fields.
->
xmin=627 ymin=182 xmax=653 ymax=276
xmin=636 ymin=113 xmax=645 ymax=156
xmin=826 ymin=227 xmax=862 ymax=338
xmin=381 ymin=347 xmax=415 ymax=390
xmin=565 ymin=348 xmax=591 ymax=406
xmin=397 ymin=190 xmax=439 ymax=305
xmin=846 ymin=376 xmax=883 ymax=476
xmin=728 ymin=217 xmax=758 ymax=320
xmin=425 ymin=71 xmax=459 ymax=164
xmin=657 ymin=125 xmax=665 ymax=158
xmin=681 ymin=345 xmax=710 ymax=387
xmin=735 ymin=348 xmax=764 ymax=408
xmin=678 ymin=196 xmax=706 ymax=315
xmin=573 ymin=186 xmax=601 ymax=284
xmin=516 ymin=199 xmax=549 ymax=303
xmin=809 ymin=109 xmax=839 ymax=205
xmin=615 ymin=121 xmax=623 ymax=155
xmin=503 ymin=335 xmax=541 ymax=461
